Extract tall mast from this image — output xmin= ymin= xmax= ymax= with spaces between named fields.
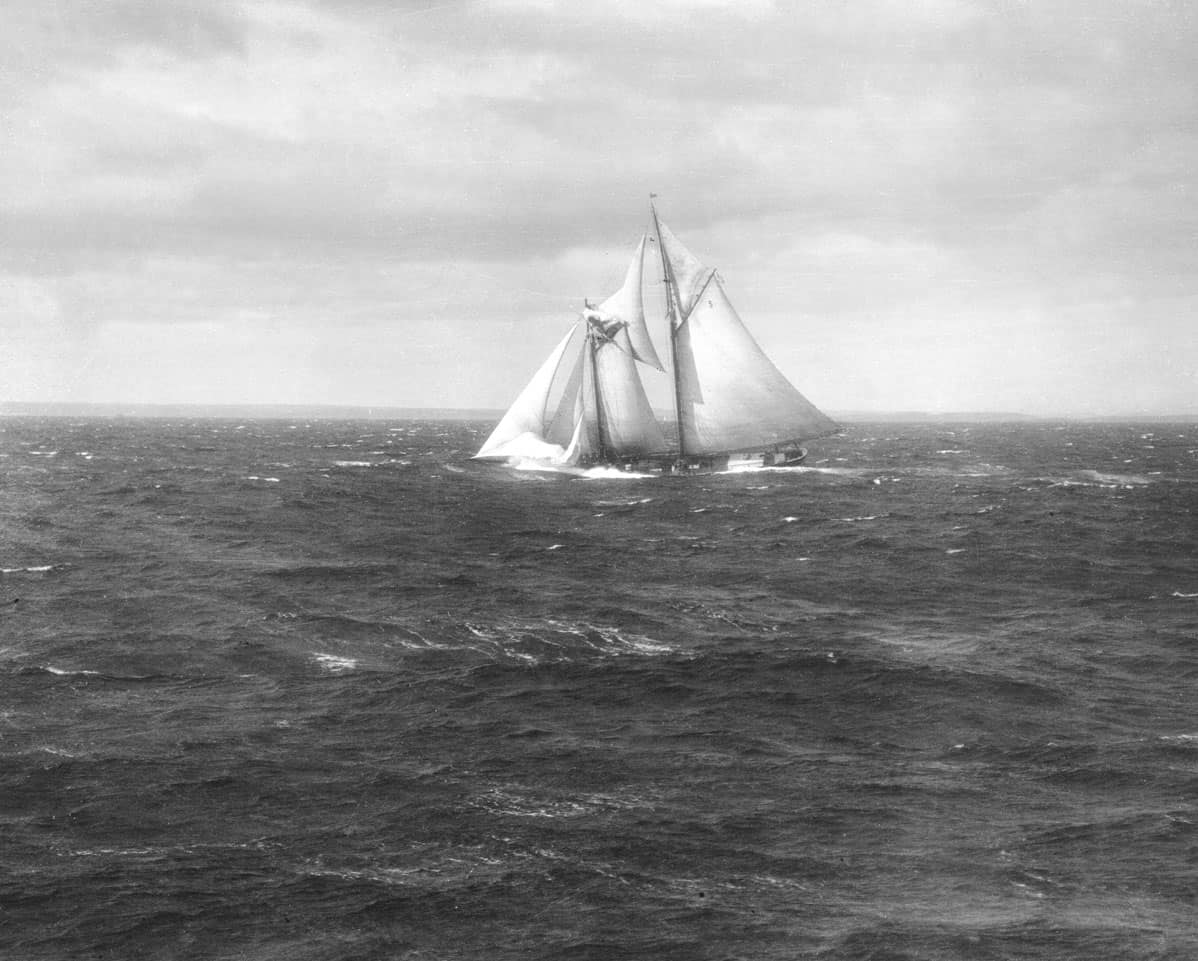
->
xmin=650 ymin=198 xmax=686 ymax=459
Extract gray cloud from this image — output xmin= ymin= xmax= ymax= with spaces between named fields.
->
xmin=3 ymin=0 xmax=1197 ymax=413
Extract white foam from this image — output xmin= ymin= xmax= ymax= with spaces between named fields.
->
xmin=42 ymin=746 xmax=78 ymax=757
xmin=313 ymin=653 xmax=358 ymax=673
xmin=1 ymin=565 xmax=54 ymax=574
xmin=333 ymin=461 xmax=374 ymax=468
xmin=580 ymin=465 xmax=654 ymax=480
xmin=460 ymin=618 xmax=676 ymax=662
xmin=1051 ymin=470 xmax=1153 ymax=489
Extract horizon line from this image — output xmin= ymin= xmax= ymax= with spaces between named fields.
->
xmin=3 ymin=401 xmax=1197 ymax=423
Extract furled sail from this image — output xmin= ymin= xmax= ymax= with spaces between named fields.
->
xmin=674 ymin=278 xmax=838 ymax=454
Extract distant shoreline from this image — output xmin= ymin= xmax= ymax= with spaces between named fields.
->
xmin=3 ymin=402 xmax=1196 ymax=423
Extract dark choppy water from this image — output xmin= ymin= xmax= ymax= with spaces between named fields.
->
xmin=2 ymin=416 xmax=1196 ymax=960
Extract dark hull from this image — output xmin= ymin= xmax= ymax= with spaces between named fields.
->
xmin=595 ymin=447 xmax=809 ymax=474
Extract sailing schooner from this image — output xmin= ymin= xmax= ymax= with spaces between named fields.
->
xmin=473 ymin=202 xmax=839 ymax=472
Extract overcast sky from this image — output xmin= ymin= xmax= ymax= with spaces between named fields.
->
xmin=2 ymin=0 xmax=1195 ymax=415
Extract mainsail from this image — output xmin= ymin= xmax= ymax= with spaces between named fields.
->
xmin=657 ymin=227 xmax=840 ymax=454
xmin=474 ymin=204 xmax=838 ymax=468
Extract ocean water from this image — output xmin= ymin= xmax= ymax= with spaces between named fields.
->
xmin=2 ymin=416 xmax=1196 ymax=960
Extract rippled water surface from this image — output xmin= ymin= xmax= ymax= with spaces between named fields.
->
xmin=2 ymin=416 xmax=1196 ymax=959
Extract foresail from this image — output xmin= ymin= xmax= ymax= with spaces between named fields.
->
xmin=594 ymin=341 xmax=670 ymax=457
xmin=597 ymin=237 xmax=664 ymax=371
xmin=675 ymin=280 xmax=838 ymax=454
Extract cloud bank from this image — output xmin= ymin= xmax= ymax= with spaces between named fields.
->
xmin=3 ymin=0 xmax=1196 ymax=414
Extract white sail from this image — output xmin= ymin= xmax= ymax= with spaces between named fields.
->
xmin=560 ymin=411 xmax=590 ymax=465
xmin=593 ymin=337 xmax=670 ymax=456
xmin=674 ymin=278 xmax=838 ymax=454
xmin=476 ymin=203 xmax=838 ymax=468
xmin=545 ymin=336 xmax=588 ymax=448
xmin=597 ymin=237 xmax=663 ymax=370
xmin=474 ymin=325 xmax=579 ymax=460
xmin=657 ymin=219 xmax=713 ymax=321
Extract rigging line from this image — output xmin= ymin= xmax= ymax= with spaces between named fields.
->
xmin=676 ymin=269 xmax=719 ymax=328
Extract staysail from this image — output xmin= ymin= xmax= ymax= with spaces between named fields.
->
xmin=474 ymin=324 xmax=580 ymax=461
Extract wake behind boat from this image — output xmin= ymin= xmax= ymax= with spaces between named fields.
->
xmin=474 ymin=202 xmax=839 ymax=473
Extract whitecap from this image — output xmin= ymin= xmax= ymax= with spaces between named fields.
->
xmin=1 ymin=565 xmax=54 ymax=574
xmin=1055 ymin=470 xmax=1153 ymax=488
xmin=313 ymin=654 xmax=358 ymax=673
xmin=36 ymin=745 xmax=77 ymax=758
xmin=333 ymin=461 xmax=374 ymax=468
xmin=459 ymin=618 xmax=676 ymax=663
